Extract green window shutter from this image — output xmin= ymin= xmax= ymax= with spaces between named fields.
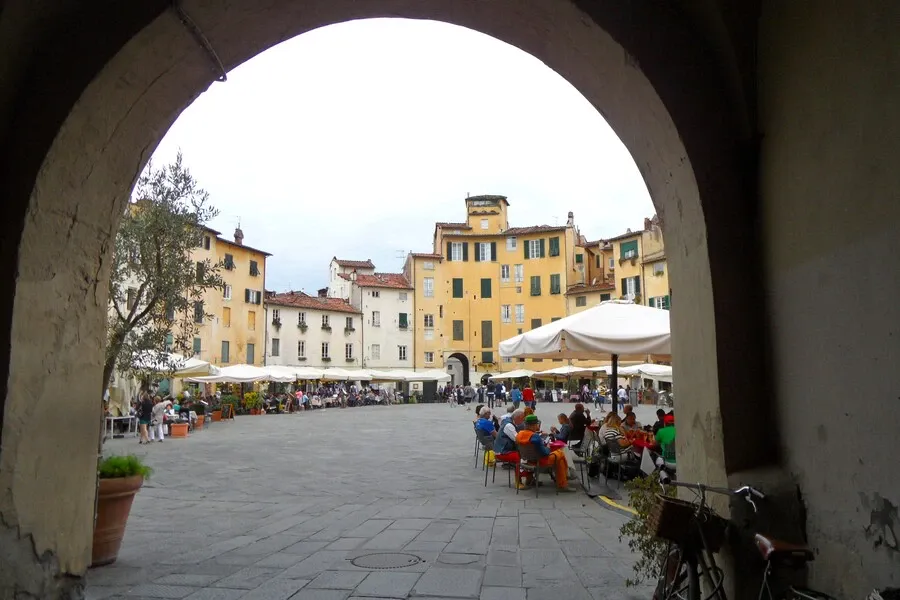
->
xmin=635 ymin=276 xmax=641 ymax=294
xmin=550 ymin=274 xmax=560 ymax=294
xmin=530 ymin=318 xmax=542 ymax=330
xmin=474 ymin=243 xmax=481 ymax=262
xmin=193 ymin=337 xmax=201 ymax=355
xmin=649 ymin=297 xmax=656 ymax=308
xmin=462 ymin=242 xmax=469 ymax=262
xmin=399 ymin=313 xmax=408 ymax=328
xmin=481 ymin=351 xmax=494 ymax=364
xmin=453 ymin=320 xmax=464 ymax=340
xmin=245 ymin=288 xmax=251 ymax=303
xmin=621 ymin=278 xmax=626 ymax=296
xmin=595 ymin=254 xmax=600 ymax=268
xmin=549 ymin=237 xmax=559 ymax=257
xmin=480 ymin=278 xmax=491 ymax=299
xmin=490 ymin=242 xmax=497 ymax=261
xmin=481 ymin=320 xmax=493 ymax=348
xmin=664 ymin=294 xmax=671 ymax=310
xmin=575 ymin=253 xmax=583 ymax=264
xmin=539 ymin=238 xmax=546 ymax=258
xmin=600 ymin=293 xmax=611 ymax=301
xmin=530 ymin=275 xmax=541 ymax=296
xmin=446 ymin=241 xmax=452 ymax=261
xmin=620 ymin=240 xmax=638 ymax=258
xmin=452 ymin=278 xmax=463 ymax=298
xmin=524 ymin=241 xmax=530 ymax=260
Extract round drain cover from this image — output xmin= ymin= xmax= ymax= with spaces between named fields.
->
xmin=351 ymin=552 xmax=423 ymax=569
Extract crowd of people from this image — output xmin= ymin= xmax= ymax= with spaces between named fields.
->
xmin=272 ymin=383 xmax=399 ymax=412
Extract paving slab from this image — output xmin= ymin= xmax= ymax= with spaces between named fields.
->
xmin=355 ymin=572 xmax=423 ymax=598
xmin=412 ymin=568 xmax=482 ymax=598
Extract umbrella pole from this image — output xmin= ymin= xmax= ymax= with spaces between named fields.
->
xmin=611 ymin=354 xmax=619 ymax=413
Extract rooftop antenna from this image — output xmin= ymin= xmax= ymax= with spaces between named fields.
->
xmin=552 ymin=215 xmax=560 ymax=226
xmin=395 ymin=250 xmax=407 ymax=261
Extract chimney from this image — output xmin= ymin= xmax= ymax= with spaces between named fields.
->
xmin=234 ymin=227 xmax=244 ymax=245
xmin=644 ymin=217 xmax=652 ymax=230
xmin=350 ymin=270 xmax=358 ymax=282
xmin=567 ymin=211 xmax=574 ymax=226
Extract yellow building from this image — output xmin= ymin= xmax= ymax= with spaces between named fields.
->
xmin=407 ymin=195 xmax=581 ymax=384
xmin=187 ymin=226 xmax=271 ymax=366
xmin=607 ymin=215 xmax=670 ymax=309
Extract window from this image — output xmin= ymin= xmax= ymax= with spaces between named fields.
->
xmin=531 ymin=318 xmax=543 ymax=330
xmin=425 ymin=351 xmax=435 ymax=363
xmin=249 ymin=260 xmax=260 ymax=276
xmin=515 ymin=304 xmax=525 ymax=324
xmin=575 ymin=295 xmax=587 ymax=307
xmin=481 ymin=351 xmax=494 ymax=364
xmin=297 ymin=340 xmax=306 ymax=359
xmin=514 ymin=264 xmax=524 ymax=283
xmin=298 ymin=311 xmax=307 ymax=327
xmin=271 ymin=308 xmax=280 ymax=323
xmin=650 ymin=295 xmax=671 ymax=310
xmin=480 ymin=278 xmax=492 ymax=299
xmin=609 ymin=257 xmax=615 ymax=270
xmin=345 ymin=343 xmax=354 ymax=360
xmin=452 ymin=320 xmax=464 ymax=341
xmin=271 ymin=338 xmax=280 ymax=357
xmin=245 ymin=289 xmax=261 ymax=304
xmin=600 ymin=293 xmax=612 ymax=302
xmin=622 ymin=275 xmax=641 ymax=300
xmin=126 ymin=288 xmax=136 ymax=311
xmin=481 ymin=320 xmax=493 ymax=348
xmin=248 ymin=310 xmax=256 ymax=330
xmin=246 ymin=343 xmax=255 ymax=364
xmin=371 ymin=344 xmax=381 ymax=360
xmin=165 ymin=333 xmax=173 ymax=351
xmin=530 ymin=275 xmax=541 ymax=296
xmin=620 ymin=240 xmax=638 ymax=259
xmin=506 ymin=236 xmax=517 ymax=250
xmin=372 ymin=311 xmax=380 ymax=327
xmin=193 ymin=301 xmax=204 ymax=323
xmin=480 ymin=218 xmax=489 ymax=230
xmin=550 ymin=274 xmax=561 ymax=295
xmin=448 ymin=241 xmax=467 ymax=262
xmin=345 ymin=316 xmax=354 ymax=330
xmin=423 ymin=277 xmax=434 ymax=297
xmin=500 ymin=265 xmax=510 ymax=283
xmin=371 ymin=290 xmax=380 ymax=298
xmin=549 ymin=236 xmax=560 ymax=257
xmin=398 ymin=345 xmax=408 ymax=361
xmin=653 ymin=262 xmax=665 ymax=276
xmin=424 ymin=329 xmax=434 ymax=340
xmin=423 ymin=261 xmax=435 ymax=270
xmin=452 ymin=278 xmax=464 ymax=298
xmin=165 ymin=303 xmax=175 ymax=322
xmin=575 ymin=253 xmax=584 ymax=264
xmin=192 ymin=337 xmax=201 ymax=356
xmin=424 ymin=314 xmax=434 ymax=328
xmin=195 ymin=261 xmax=206 ymax=282
xmin=199 ymin=235 xmax=211 ymax=250
xmin=223 ymin=284 xmax=232 ymax=300
xmin=501 ymin=304 xmax=511 ymax=323
xmin=398 ymin=313 xmax=409 ymax=329
xmin=474 ymin=242 xmax=496 ymax=262
xmin=321 ymin=314 xmax=331 ymax=329
xmin=222 ymin=307 xmax=231 ymax=327
xmin=439 ymin=305 xmax=443 ymax=318
xmin=399 ymin=292 xmax=408 ymax=301
xmin=321 ymin=342 xmax=330 ymax=359
xmin=525 ymin=239 xmax=544 ymax=259
xmin=224 ymin=253 xmax=234 ymax=270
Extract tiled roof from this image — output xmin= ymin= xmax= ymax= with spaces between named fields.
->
xmin=333 ymin=258 xmax=375 ymax=269
xmin=266 ymin=291 xmax=361 ymax=314
xmin=435 ymin=222 xmax=472 ymax=230
xmin=467 ymin=194 xmax=509 ymax=204
xmin=605 ymin=229 xmax=643 ymax=242
xmin=410 ymin=253 xmax=444 ymax=259
xmin=642 ymin=251 xmax=666 ymax=263
xmin=339 ymin=272 xmax=413 ymax=290
xmin=503 ymin=225 xmax=568 ymax=235
xmin=565 ymin=282 xmax=616 ymax=295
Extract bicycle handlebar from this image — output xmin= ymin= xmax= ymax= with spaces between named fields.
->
xmin=665 ymin=481 xmax=766 ymax=511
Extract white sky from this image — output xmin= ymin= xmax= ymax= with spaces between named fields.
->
xmin=152 ymin=18 xmax=653 ymax=292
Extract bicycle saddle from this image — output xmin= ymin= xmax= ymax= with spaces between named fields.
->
xmin=754 ymin=533 xmax=814 ymax=562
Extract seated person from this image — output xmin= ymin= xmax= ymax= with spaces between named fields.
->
xmin=568 ymin=403 xmax=589 ymax=445
xmin=549 ymin=413 xmax=572 ymax=442
xmin=599 ymin=412 xmax=633 ymax=452
xmin=475 ymin=407 xmax=497 ymax=438
xmin=655 ymin=413 xmax=676 ymax=449
xmin=652 ymin=408 xmax=667 ymax=434
xmin=515 ymin=415 xmax=575 ymax=492
xmin=622 ymin=412 xmax=643 ymax=432
xmin=494 ymin=408 xmax=525 ymax=455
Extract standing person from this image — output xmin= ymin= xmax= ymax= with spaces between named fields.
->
xmin=464 ymin=382 xmax=475 ymax=405
xmin=149 ymin=397 xmax=168 ymax=442
xmin=499 ymin=383 xmax=507 ymax=404
xmin=522 ymin=384 xmax=535 ymax=410
xmin=456 ymin=385 xmax=464 ymax=406
xmin=510 ymin=384 xmax=523 ymax=409
xmin=137 ymin=391 xmax=153 ymax=444
xmin=486 ymin=381 xmax=496 ymax=409
xmin=477 ymin=384 xmax=485 ymax=406
xmin=616 ymin=385 xmax=628 ymax=411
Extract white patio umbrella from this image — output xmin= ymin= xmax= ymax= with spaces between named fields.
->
xmin=187 ymin=364 xmax=294 ymax=383
xmin=533 ymin=365 xmax=594 ymax=377
xmin=320 ymin=367 xmax=372 ymax=381
xmin=489 ymin=369 xmax=535 ymax=380
xmin=366 ymin=369 xmax=410 ymax=382
xmin=499 ymin=300 xmax=671 ymax=410
xmin=409 ymin=369 xmax=452 ymax=382
xmin=131 ymin=351 xmax=215 ymax=378
xmin=261 ymin=365 xmax=301 ymax=382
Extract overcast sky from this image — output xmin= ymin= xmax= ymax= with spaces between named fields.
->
xmin=152 ymin=18 xmax=653 ymax=293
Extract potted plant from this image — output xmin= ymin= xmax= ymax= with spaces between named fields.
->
xmin=218 ymin=394 xmax=239 ymax=420
xmin=91 ymin=455 xmax=153 ymax=567
xmin=244 ymin=391 xmax=261 ymax=415
xmin=618 ymin=474 xmax=675 ymax=586
xmin=194 ymin=402 xmax=206 ymax=428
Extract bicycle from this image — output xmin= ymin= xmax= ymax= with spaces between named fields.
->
xmin=649 ymin=468 xmax=836 ymax=600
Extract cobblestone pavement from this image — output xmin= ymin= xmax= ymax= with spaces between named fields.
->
xmin=88 ymin=404 xmax=651 ymax=600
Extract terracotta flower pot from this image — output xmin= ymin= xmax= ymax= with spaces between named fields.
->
xmin=170 ymin=423 xmax=188 ymax=437
xmin=196 ymin=415 xmax=205 ymax=428
xmin=211 ymin=410 xmax=222 ymax=422
xmin=91 ymin=475 xmax=144 ymax=567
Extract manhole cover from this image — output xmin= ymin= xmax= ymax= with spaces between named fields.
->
xmin=350 ymin=553 xmax=423 ymax=569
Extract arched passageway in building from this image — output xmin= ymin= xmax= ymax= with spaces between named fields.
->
xmin=446 ymin=353 xmax=470 ymax=388
xmin=1 ymin=2 xmax=898 ymax=598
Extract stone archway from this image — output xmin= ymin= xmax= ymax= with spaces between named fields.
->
xmin=446 ymin=353 xmax=470 ymax=388
xmin=0 ymin=1 xmax=770 ymax=595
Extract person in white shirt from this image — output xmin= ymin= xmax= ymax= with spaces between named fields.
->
xmin=617 ymin=385 xmax=628 ymax=409
xmin=494 ymin=408 xmax=526 ymax=455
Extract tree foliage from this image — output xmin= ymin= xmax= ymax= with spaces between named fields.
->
xmin=618 ymin=474 xmax=676 ymax=586
xmin=104 ymin=152 xmax=223 ymax=393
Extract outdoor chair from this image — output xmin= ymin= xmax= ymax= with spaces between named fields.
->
xmin=604 ymin=438 xmax=629 ymax=488
xmin=571 ymin=429 xmax=601 ymax=492
xmin=474 ymin=427 xmax=494 ymax=470
xmin=661 ymin=441 xmax=677 ymax=472
xmin=515 ymin=442 xmax=558 ymax=498
xmin=487 ymin=450 xmax=519 ymax=488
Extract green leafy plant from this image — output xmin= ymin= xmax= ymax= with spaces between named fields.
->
xmin=98 ymin=455 xmax=153 ymax=479
xmin=193 ymin=402 xmax=206 ymax=415
xmin=618 ymin=474 xmax=674 ymax=586
xmin=243 ymin=391 xmax=261 ymax=409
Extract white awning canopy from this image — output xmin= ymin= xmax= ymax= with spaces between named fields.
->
xmin=489 ymin=369 xmax=535 ymax=380
xmin=533 ymin=365 xmax=594 ymax=378
xmin=132 ymin=351 xmax=216 ymax=378
xmin=499 ymin=300 xmax=671 ymax=360
xmin=187 ymin=364 xmax=287 ymax=383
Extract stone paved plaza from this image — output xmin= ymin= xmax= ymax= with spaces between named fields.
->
xmin=88 ymin=404 xmax=651 ymax=600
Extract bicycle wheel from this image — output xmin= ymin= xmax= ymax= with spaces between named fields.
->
xmin=654 ymin=545 xmax=691 ymax=600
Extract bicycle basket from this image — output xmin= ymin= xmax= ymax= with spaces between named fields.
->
xmin=648 ymin=494 xmax=729 ymax=552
